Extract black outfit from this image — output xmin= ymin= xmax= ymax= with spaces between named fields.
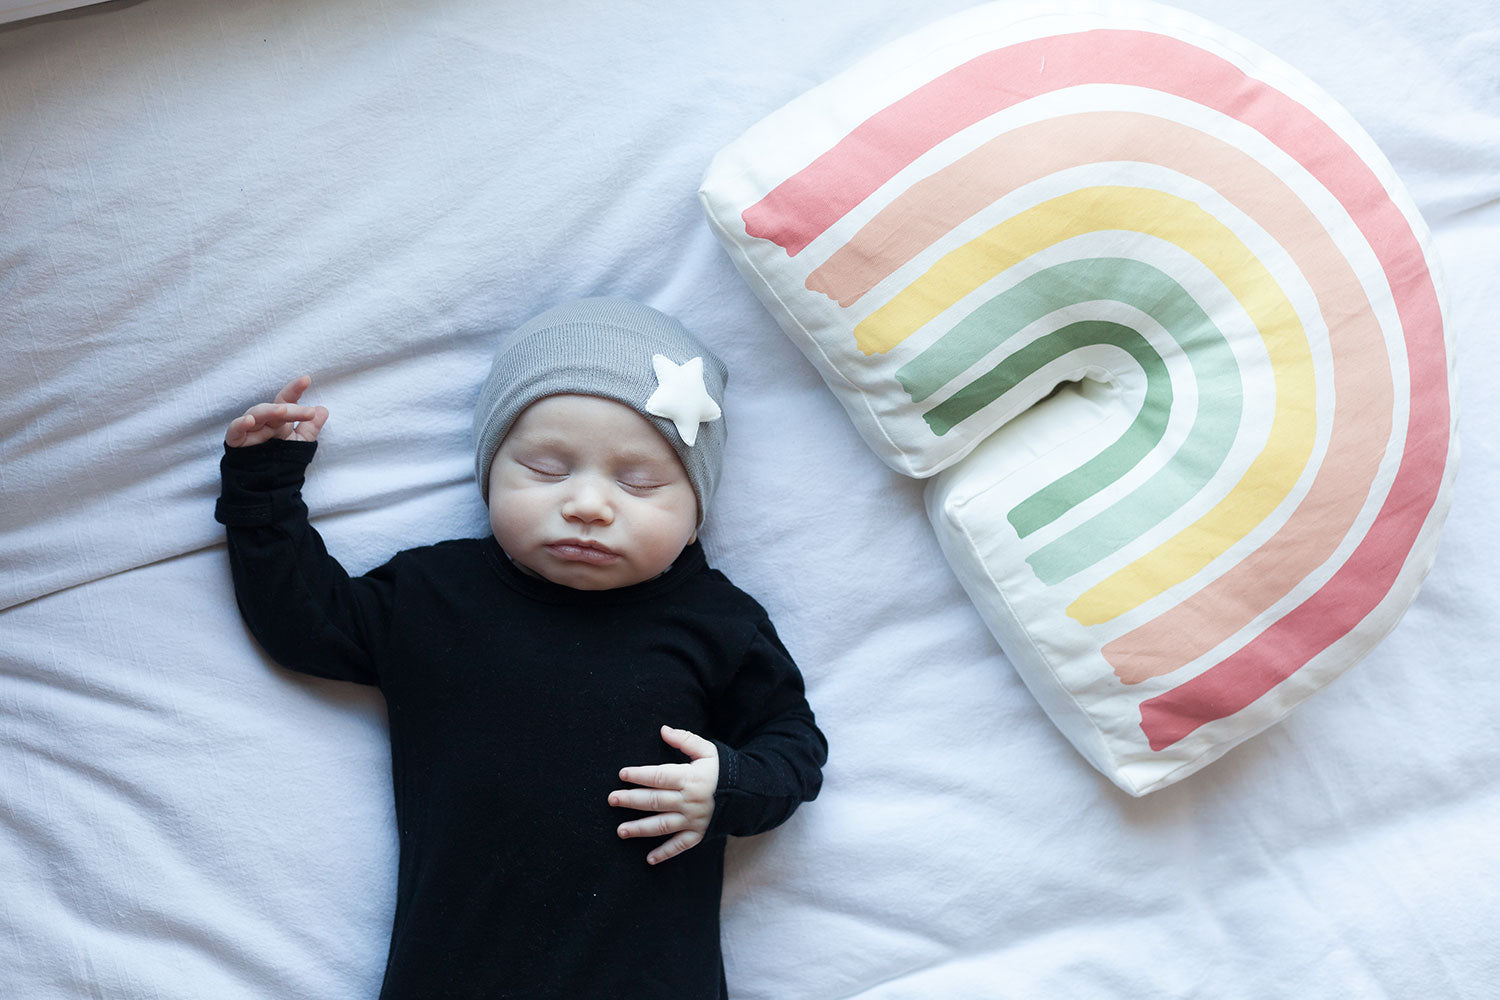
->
xmin=216 ymin=439 xmax=826 ymax=1000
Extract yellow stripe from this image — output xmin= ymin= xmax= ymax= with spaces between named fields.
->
xmin=856 ymin=186 xmax=1315 ymax=623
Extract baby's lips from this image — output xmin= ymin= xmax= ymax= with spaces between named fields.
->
xmin=545 ymin=539 xmax=620 ymax=565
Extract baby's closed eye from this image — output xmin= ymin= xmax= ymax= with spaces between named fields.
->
xmin=613 ymin=458 xmax=676 ymax=491
xmin=519 ymin=457 xmax=569 ymax=478
xmin=618 ymin=474 xmax=667 ymax=493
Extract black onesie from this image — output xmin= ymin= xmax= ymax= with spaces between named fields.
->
xmin=216 ymin=438 xmax=827 ymax=999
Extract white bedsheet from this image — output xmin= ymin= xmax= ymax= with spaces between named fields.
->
xmin=2 ymin=1 xmax=1497 ymax=997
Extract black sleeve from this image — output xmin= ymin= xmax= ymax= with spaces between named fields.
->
xmin=215 ymin=438 xmax=392 ymax=687
xmin=705 ymin=616 xmax=827 ymax=839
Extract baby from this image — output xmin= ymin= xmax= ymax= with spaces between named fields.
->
xmin=215 ymin=298 xmax=827 ymax=999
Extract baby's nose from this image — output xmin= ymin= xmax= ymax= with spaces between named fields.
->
xmin=563 ymin=478 xmax=614 ymax=523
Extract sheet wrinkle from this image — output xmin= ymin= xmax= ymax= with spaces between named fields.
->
xmin=0 ymin=539 xmax=216 ymax=613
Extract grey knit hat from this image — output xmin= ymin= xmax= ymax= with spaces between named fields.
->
xmin=473 ymin=297 xmax=728 ymax=524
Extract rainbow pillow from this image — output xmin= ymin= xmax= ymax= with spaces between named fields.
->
xmin=700 ymin=0 xmax=1456 ymax=794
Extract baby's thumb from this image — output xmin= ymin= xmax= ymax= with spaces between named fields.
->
xmin=662 ymin=725 xmax=716 ymax=761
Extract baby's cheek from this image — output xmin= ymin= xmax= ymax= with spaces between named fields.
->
xmin=637 ymin=516 xmax=693 ymax=571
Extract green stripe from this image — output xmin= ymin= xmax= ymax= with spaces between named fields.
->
xmin=894 ymin=257 xmax=1243 ymax=575
xmin=925 ymin=320 xmax=1172 ymax=536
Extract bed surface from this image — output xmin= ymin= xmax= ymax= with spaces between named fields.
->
xmin=3 ymin=1 xmax=1498 ymax=997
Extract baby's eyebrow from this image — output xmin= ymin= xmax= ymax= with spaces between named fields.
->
xmin=511 ymin=432 xmax=580 ymax=454
xmin=612 ymin=445 xmax=669 ymax=462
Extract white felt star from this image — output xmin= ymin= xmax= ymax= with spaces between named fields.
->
xmin=645 ymin=354 xmax=721 ymax=446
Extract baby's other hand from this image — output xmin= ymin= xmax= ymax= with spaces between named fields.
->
xmin=225 ymin=375 xmax=329 ymax=447
xmin=609 ymin=726 xmax=719 ymax=865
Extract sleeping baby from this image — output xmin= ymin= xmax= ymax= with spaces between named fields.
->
xmin=214 ymin=297 xmax=827 ymax=999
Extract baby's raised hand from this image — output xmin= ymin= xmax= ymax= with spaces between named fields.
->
xmin=609 ymin=726 xmax=719 ymax=865
xmin=225 ymin=375 xmax=329 ymax=447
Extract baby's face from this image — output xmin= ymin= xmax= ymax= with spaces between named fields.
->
xmin=488 ymin=394 xmax=699 ymax=591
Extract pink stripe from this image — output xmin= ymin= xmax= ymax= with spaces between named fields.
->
xmin=742 ymin=28 xmax=1450 ymax=746
xmin=799 ymin=110 xmax=1394 ymax=680
xmin=1138 ymin=300 xmax=1448 ymax=750
xmin=744 ymin=30 xmax=1271 ymax=255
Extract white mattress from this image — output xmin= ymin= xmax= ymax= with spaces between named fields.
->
xmin=2 ymin=1 xmax=1497 ymax=997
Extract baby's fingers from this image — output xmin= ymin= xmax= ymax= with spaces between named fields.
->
xmin=293 ymin=405 xmax=329 ymax=442
xmin=646 ymin=830 xmax=704 ymax=866
xmin=618 ymin=762 xmax=687 ymax=790
xmin=273 ymin=375 xmax=313 ymax=405
xmin=225 ymin=407 xmax=283 ymax=447
xmin=608 ymin=788 xmax=685 ymax=813
xmin=616 ymin=811 xmax=686 ymax=842
xmin=225 ymin=402 xmax=322 ymax=446
xmin=225 ymin=412 xmax=258 ymax=447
